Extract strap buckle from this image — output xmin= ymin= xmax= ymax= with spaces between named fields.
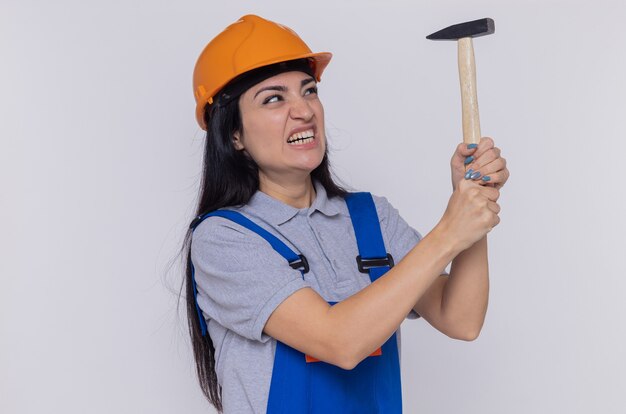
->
xmin=189 ymin=215 xmax=204 ymax=230
xmin=356 ymin=254 xmax=394 ymax=273
xmin=289 ymin=254 xmax=310 ymax=274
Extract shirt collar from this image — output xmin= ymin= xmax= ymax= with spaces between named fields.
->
xmin=244 ymin=180 xmax=344 ymax=226
xmin=309 ymin=179 xmax=343 ymax=219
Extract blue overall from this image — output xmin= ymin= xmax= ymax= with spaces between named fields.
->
xmin=190 ymin=192 xmax=402 ymax=413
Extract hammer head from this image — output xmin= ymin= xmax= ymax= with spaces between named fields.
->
xmin=426 ymin=18 xmax=495 ymax=41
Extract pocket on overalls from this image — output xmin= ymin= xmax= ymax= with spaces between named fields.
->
xmin=306 ymin=358 xmax=380 ymax=414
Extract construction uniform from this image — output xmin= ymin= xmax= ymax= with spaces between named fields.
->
xmin=190 ymin=180 xmax=422 ymax=413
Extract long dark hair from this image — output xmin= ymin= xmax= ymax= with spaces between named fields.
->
xmin=182 ymin=73 xmax=346 ymax=412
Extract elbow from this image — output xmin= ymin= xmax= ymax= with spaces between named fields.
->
xmin=304 ymin=342 xmax=357 ymax=370
xmin=448 ymin=324 xmax=482 ymax=342
xmin=335 ymin=356 xmax=359 ymax=371
xmin=452 ymin=330 xmax=480 ymax=342
xmin=328 ymin=346 xmax=362 ymax=371
xmin=314 ymin=353 xmax=358 ymax=371
xmin=440 ymin=311 xmax=485 ymax=342
xmin=325 ymin=340 xmax=370 ymax=371
xmin=317 ymin=314 xmax=382 ymax=370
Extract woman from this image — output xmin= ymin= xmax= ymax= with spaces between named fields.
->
xmin=184 ymin=14 xmax=509 ymax=413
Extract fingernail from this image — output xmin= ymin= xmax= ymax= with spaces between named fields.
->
xmin=470 ymin=171 xmax=482 ymax=180
xmin=464 ymin=169 xmax=474 ymax=179
xmin=482 ymin=176 xmax=491 ymax=182
xmin=464 ymin=155 xmax=474 ymax=165
xmin=467 ymin=143 xmax=478 ymax=149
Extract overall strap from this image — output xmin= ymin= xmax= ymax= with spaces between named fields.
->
xmin=344 ymin=192 xmax=394 ymax=283
xmin=189 ymin=210 xmax=308 ymax=336
xmin=267 ymin=193 xmax=402 ymax=414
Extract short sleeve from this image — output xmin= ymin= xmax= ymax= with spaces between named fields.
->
xmin=372 ymin=195 xmax=424 ymax=320
xmin=190 ymin=216 xmax=310 ymax=342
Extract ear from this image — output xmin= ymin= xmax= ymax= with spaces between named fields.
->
xmin=232 ymin=131 xmax=244 ymax=151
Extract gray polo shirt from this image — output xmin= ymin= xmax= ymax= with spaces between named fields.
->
xmin=191 ymin=180 xmax=422 ymax=413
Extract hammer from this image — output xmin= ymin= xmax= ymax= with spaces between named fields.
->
xmin=427 ymin=18 xmax=495 ymax=145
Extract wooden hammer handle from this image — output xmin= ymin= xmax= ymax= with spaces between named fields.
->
xmin=458 ymin=37 xmax=482 ymax=145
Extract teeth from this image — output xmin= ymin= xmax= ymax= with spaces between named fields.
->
xmin=287 ymin=129 xmax=315 ymax=143
xmin=288 ymin=136 xmax=314 ymax=145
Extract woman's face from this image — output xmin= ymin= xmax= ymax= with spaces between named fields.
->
xmin=233 ymin=71 xmax=326 ymax=184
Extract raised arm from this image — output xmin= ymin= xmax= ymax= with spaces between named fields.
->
xmin=412 ymin=137 xmax=508 ymax=341
xmin=264 ymin=178 xmax=500 ymax=369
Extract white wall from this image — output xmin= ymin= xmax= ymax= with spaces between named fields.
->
xmin=2 ymin=0 xmax=624 ymax=413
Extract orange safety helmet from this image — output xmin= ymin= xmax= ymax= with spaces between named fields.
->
xmin=193 ymin=14 xmax=332 ymax=130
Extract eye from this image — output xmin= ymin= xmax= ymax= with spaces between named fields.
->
xmin=263 ymin=95 xmax=282 ymax=104
xmin=304 ymin=86 xmax=318 ymax=96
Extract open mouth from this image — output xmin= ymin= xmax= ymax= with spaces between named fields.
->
xmin=287 ymin=129 xmax=315 ymax=145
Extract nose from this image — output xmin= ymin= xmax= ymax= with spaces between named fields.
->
xmin=289 ymin=96 xmax=314 ymax=121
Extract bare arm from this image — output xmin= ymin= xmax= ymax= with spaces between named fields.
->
xmin=264 ymin=179 xmax=500 ymax=369
xmin=414 ymin=136 xmax=508 ymax=340
xmin=412 ymin=236 xmax=489 ymax=341
xmin=264 ymin=227 xmax=456 ymax=370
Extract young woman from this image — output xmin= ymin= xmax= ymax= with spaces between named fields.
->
xmin=184 ymin=14 xmax=509 ymax=414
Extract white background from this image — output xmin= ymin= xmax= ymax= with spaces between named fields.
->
xmin=2 ymin=0 xmax=625 ymax=413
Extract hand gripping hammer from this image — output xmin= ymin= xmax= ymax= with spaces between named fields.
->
xmin=427 ymin=18 xmax=495 ymax=145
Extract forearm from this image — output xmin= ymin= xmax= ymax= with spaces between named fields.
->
xmin=442 ymin=236 xmax=490 ymax=339
xmin=266 ymin=179 xmax=498 ymax=367
xmin=327 ymin=227 xmax=457 ymax=367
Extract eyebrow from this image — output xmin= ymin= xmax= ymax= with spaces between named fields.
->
xmin=253 ymin=77 xmax=316 ymax=99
